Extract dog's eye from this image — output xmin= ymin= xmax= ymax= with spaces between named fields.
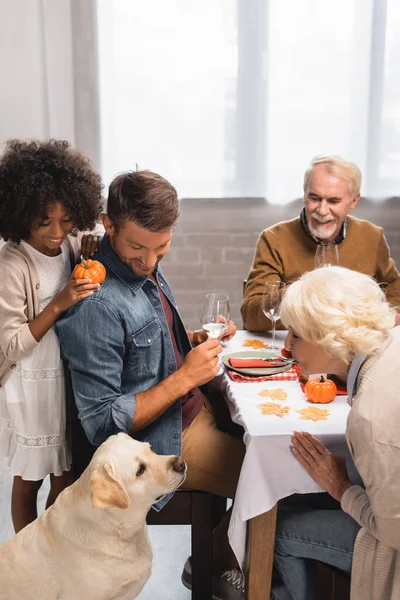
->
xmin=136 ymin=463 xmax=146 ymax=476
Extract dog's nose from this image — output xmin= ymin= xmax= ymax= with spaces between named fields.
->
xmin=171 ymin=456 xmax=186 ymax=473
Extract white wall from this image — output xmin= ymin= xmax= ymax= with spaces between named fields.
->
xmin=0 ymin=0 xmax=75 ymax=145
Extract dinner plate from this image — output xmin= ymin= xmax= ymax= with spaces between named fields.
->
xmin=222 ymin=351 xmax=292 ymax=376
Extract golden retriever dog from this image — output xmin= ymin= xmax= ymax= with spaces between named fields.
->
xmin=0 ymin=433 xmax=186 ymax=600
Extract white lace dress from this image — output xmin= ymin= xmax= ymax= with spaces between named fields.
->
xmin=0 ymin=242 xmax=72 ymax=480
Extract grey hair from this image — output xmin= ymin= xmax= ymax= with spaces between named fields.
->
xmin=280 ymin=267 xmax=395 ymax=364
xmin=304 ymin=155 xmax=362 ymax=197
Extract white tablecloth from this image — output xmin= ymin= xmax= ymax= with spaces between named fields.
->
xmin=218 ymin=330 xmax=360 ymax=569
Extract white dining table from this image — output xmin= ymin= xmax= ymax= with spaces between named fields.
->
xmin=216 ymin=329 xmax=360 ymax=600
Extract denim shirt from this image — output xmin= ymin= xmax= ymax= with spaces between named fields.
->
xmin=56 ymin=236 xmax=192 ymax=506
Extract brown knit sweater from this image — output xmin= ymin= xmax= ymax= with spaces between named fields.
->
xmin=241 ymin=215 xmax=400 ymax=331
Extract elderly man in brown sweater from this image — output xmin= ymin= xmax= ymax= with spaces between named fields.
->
xmin=241 ymin=155 xmax=400 ymax=331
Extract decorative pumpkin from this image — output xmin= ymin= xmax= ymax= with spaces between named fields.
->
xmin=304 ymin=376 xmax=337 ymax=404
xmin=73 ymin=256 xmax=106 ymax=284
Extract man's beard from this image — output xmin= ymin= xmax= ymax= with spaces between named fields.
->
xmin=308 ymin=216 xmax=337 ymax=240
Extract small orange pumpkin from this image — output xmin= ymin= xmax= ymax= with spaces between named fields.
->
xmin=73 ymin=256 xmax=106 ymax=284
xmin=304 ymin=376 xmax=337 ymax=404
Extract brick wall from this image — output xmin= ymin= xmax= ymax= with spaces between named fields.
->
xmin=162 ymin=197 xmax=400 ymax=330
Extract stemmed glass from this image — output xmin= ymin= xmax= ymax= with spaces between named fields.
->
xmin=261 ymin=281 xmax=286 ymax=353
xmin=314 ymin=244 xmax=339 ymax=268
xmin=201 ymin=293 xmax=230 ymax=339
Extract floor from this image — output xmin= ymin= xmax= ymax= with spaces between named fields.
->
xmin=0 ymin=459 xmax=191 ymax=599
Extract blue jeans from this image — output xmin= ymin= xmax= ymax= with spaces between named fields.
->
xmin=272 ymin=494 xmax=360 ymax=600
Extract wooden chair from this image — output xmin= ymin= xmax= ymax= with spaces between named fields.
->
xmin=67 ymin=385 xmax=227 ymax=600
xmin=147 ymin=490 xmax=227 ymax=599
xmin=316 ymin=562 xmax=351 ymax=600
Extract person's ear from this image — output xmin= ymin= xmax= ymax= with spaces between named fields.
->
xmin=349 ymin=193 xmax=361 ymax=212
xmin=101 ymin=214 xmax=116 ymax=236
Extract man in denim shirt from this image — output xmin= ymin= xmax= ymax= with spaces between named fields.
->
xmin=57 ymin=171 xmax=246 ymax=600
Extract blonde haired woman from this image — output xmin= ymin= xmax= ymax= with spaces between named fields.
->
xmin=272 ymin=266 xmax=400 ymax=600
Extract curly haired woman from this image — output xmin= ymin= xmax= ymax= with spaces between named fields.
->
xmin=0 ymin=139 xmax=103 ymax=532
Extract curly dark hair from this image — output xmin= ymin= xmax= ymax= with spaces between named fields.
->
xmin=0 ymin=139 xmax=103 ymax=242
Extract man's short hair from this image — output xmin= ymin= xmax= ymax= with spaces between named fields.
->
xmin=107 ymin=170 xmax=179 ymax=231
xmin=303 ymin=155 xmax=362 ymax=197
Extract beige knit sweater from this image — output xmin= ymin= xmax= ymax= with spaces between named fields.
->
xmin=241 ymin=215 xmax=400 ymax=331
xmin=341 ymin=327 xmax=400 ymax=600
xmin=0 ymin=228 xmax=103 ymax=384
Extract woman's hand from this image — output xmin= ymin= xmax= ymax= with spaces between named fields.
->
xmin=291 ymin=431 xmax=352 ymax=502
xmin=80 ymin=234 xmax=101 ymax=259
xmin=53 ymin=276 xmax=100 ymax=313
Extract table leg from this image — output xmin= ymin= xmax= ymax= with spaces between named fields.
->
xmin=245 ymin=504 xmax=278 ymax=600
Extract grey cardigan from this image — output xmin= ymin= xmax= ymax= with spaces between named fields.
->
xmin=341 ymin=327 xmax=400 ymax=600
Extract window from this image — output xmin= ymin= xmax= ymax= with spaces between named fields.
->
xmin=97 ymin=0 xmax=400 ymax=202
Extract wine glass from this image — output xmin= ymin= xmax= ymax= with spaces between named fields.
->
xmin=261 ymin=281 xmax=286 ymax=353
xmin=314 ymin=244 xmax=339 ymax=268
xmin=201 ymin=293 xmax=230 ymax=339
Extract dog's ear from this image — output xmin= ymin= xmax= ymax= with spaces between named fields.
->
xmin=90 ymin=462 xmax=131 ymax=509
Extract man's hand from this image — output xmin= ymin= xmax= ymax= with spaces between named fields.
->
xmin=291 ymin=431 xmax=352 ymax=502
xmin=80 ymin=234 xmax=101 ymax=259
xmin=179 ymin=337 xmax=222 ymax=389
xmin=220 ymin=319 xmax=237 ymax=342
xmin=190 ymin=319 xmax=237 ymax=346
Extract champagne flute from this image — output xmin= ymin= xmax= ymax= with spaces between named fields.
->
xmin=201 ymin=293 xmax=230 ymax=339
xmin=261 ymin=281 xmax=286 ymax=353
xmin=314 ymin=244 xmax=339 ymax=268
